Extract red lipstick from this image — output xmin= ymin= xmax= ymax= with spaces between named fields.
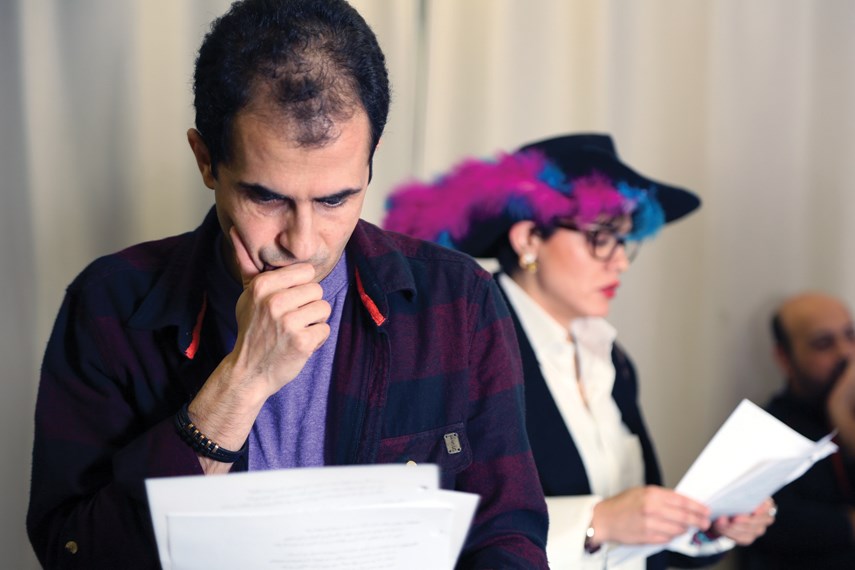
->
xmin=601 ymin=283 xmax=620 ymax=299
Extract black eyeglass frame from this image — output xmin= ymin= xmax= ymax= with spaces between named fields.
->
xmin=552 ymin=220 xmax=641 ymax=262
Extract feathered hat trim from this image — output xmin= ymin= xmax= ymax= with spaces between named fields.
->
xmin=383 ymin=148 xmax=667 ymax=257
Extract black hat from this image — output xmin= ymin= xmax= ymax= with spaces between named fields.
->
xmin=383 ymin=132 xmax=701 ymax=258
xmin=518 ymin=133 xmax=700 ymax=223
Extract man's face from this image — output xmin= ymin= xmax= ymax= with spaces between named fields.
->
xmin=777 ymin=295 xmax=855 ymax=403
xmin=191 ymin=106 xmax=372 ymax=284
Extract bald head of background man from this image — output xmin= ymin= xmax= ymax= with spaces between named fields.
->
xmin=771 ymin=292 xmax=855 ymax=409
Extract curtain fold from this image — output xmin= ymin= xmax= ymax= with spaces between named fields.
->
xmin=0 ymin=1 xmax=36 ymax=568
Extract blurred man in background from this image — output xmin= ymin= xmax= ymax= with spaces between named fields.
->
xmin=741 ymin=291 xmax=855 ymax=569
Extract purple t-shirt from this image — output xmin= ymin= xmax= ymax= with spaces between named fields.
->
xmin=206 ymin=236 xmax=349 ymax=470
xmin=248 ymin=254 xmax=348 ymax=469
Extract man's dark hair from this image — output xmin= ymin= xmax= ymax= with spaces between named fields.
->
xmin=193 ymin=0 xmax=390 ymax=177
xmin=771 ymin=312 xmax=792 ymax=355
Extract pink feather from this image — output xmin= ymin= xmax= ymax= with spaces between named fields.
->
xmin=383 ymin=151 xmax=632 ymax=243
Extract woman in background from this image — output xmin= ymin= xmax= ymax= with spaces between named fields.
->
xmin=383 ymin=134 xmax=774 ymax=569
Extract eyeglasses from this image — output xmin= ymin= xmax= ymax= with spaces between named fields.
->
xmin=554 ymin=221 xmax=641 ymax=262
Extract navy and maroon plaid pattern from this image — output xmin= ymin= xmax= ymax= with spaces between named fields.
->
xmin=28 ymin=208 xmax=548 ymax=569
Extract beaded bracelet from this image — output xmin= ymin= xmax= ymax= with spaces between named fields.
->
xmin=174 ymin=403 xmax=247 ymax=463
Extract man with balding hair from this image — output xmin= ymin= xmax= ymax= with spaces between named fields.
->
xmin=25 ymin=1 xmax=549 ymax=567
xmin=740 ymin=292 xmax=855 ymax=569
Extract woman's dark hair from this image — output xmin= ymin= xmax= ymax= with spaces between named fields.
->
xmin=495 ymin=225 xmax=557 ymax=277
xmin=193 ymin=0 xmax=390 ymax=176
xmin=496 ymin=213 xmax=630 ymax=277
xmin=495 ymin=235 xmax=521 ymax=277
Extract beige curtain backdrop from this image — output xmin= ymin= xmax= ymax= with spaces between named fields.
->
xmin=2 ymin=1 xmax=853 ymax=568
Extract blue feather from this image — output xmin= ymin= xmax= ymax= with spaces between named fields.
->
xmin=436 ymin=230 xmax=456 ymax=249
xmin=618 ymin=183 xmax=665 ymax=240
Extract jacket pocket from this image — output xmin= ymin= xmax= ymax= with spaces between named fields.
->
xmin=377 ymin=423 xmax=472 ymax=488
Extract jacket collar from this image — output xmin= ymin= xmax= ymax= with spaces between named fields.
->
xmin=126 ymin=212 xmax=417 ymax=355
xmin=346 ymin=219 xmax=417 ymax=327
xmin=127 ymin=207 xmax=219 ymax=356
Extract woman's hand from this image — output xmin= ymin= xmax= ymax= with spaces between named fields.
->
xmin=590 ymin=485 xmax=711 ymax=546
xmin=710 ymin=497 xmax=776 ymax=545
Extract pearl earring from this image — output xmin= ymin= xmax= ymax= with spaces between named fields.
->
xmin=519 ymin=252 xmax=538 ymax=273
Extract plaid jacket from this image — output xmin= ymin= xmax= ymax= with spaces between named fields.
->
xmin=27 ymin=208 xmax=549 ymax=569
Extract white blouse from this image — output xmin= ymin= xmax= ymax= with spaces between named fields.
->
xmin=500 ymin=274 xmax=732 ymax=569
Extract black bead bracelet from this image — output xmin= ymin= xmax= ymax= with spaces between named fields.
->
xmin=175 ymin=403 xmax=247 ymax=463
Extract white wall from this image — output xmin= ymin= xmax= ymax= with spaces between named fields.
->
xmin=0 ymin=1 xmax=37 ymax=567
